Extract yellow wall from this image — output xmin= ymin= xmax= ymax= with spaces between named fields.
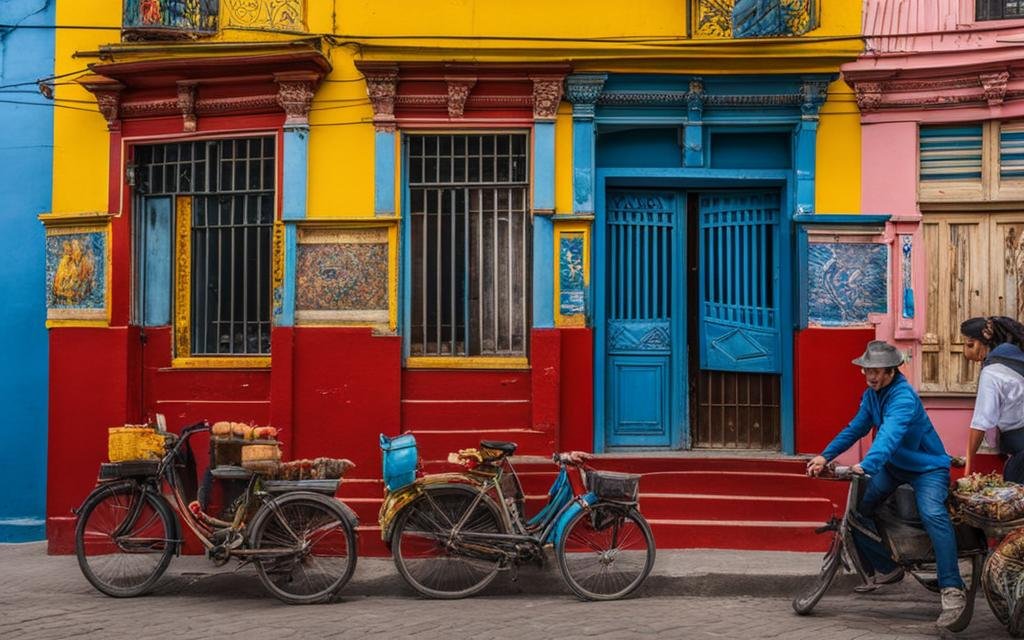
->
xmin=816 ymin=79 xmax=862 ymax=214
xmin=54 ymin=0 xmax=864 ymax=240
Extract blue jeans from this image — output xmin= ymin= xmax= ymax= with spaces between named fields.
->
xmin=852 ymin=465 xmax=965 ymax=590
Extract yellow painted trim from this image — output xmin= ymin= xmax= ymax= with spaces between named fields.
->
xmin=553 ymin=220 xmax=591 ymax=328
xmin=46 ymin=319 xmax=109 ymax=329
xmin=171 ymin=357 xmax=272 ymax=369
xmin=174 ymin=196 xmax=192 ymax=360
xmin=38 ymin=211 xmax=114 ymax=227
xmin=406 ymin=356 xmax=530 ymax=370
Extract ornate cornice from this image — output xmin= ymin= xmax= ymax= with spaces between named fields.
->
xmin=176 ymin=81 xmax=197 ymax=132
xmin=844 ymin=65 xmax=1024 ymax=114
xmin=800 ymin=78 xmax=830 ymax=120
xmin=78 ymin=76 xmax=124 ymax=131
xmin=686 ymin=77 xmax=705 ymax=119
xmin=275 ymin=71 xmax=318 ymax=126
xmin=359 ymin=62 xmax=399 ymax=132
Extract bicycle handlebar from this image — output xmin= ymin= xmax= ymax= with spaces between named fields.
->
xmin=552 ymin=451 xmax=593 ymax=466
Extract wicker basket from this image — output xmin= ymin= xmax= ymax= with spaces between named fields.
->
xmin=108 ymin=426 xmax=165 ymax=462
xmin=241 ymin=441 xmax=281 ymax=474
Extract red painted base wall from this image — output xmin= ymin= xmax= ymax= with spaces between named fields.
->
xmin=794 ymin=327 xmax=876 ymax=456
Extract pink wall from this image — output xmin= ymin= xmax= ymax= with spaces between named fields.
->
xmin=861 ymin=122 xmax=917 ymax=217
xmin=864 ymin=0 xmax=1024 ymax=54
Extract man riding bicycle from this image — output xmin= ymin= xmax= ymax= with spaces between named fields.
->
xmin=806 ymin=340 xmax=967 ymax=631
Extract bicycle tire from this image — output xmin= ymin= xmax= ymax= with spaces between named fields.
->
xmin=75 ymin=482 xmax=177 ymax=598
xmin=248 ymin=492 xmax=358 ymax=605
xmin=391 ymin=485 xmax=504 ymax=599
xmin=556 ymin=503 xmax=656 ymax=601
xmin=792 ymin=530 xmax=842 ymax=615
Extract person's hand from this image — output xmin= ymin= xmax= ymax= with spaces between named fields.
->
xmin=852 ymin=464 xmax=865 ymax=475
xmin=806 ymin=455 xmax=828 ymax=477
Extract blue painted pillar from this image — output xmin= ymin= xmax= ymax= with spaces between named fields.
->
xmin=684 ymin=77 xmax=705 ymax=168
xmin=375 ymin=130 xmax=396 ymax=216
xmin=794 ymin=77 xmax=831 ymax=216
xmin=566 ymin=74 xmax=606 ymax=215
xmin=531 ymin=76 xmax=566 ymax=328
xmin=277 ymin=120 xmax=309 ymax=328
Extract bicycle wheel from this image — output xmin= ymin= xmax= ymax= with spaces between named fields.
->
xmin=792 ymin=530 xmax=842 ymax=615
xmin=391 ymin=486 xmax=504 ymax=599
xmin=75 ymin=483 xmax=177 ymax=598
xmin=556 ymin=503 xmax=655 ymax=601
xmin=249 ymin=492 xmax=357 ymax=605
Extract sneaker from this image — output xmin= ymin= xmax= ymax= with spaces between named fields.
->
xmin=936 ymin=587 xmax=968 ymax=630
xmin=853 ymin=567 xmax=905 ymax=593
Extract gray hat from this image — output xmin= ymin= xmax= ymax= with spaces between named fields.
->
xmin=852 ymin=340 xmax=905 ymax=368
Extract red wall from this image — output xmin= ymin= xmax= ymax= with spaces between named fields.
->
xmin=794 ymin=327 xmax=876 ymax=455
xmin=559 ymin=328 xmax=594 ymax=452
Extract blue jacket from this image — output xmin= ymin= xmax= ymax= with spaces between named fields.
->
xmin=821 ymin=372 xmax=950 ymax=476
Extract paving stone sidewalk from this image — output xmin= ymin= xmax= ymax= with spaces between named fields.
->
xmin=0 ymin=542 xmax=1008 ymax=639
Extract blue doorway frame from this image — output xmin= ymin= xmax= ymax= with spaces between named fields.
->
xmin=593 ymin=171 xmax=796 ymax=453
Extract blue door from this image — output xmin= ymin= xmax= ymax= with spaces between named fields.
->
xmin=604 ymin=190 xmax=684 ymax=449
xmin=698 ymin=192 xmax=781 ymax=374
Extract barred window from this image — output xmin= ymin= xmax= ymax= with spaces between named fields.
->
xmin=407 ymin=133 xmax=531 ymax=357
xmin=977 ymin=0 xmax=1024 ymax=20
xmin=132 ymin=137 xmax=275 ymax=357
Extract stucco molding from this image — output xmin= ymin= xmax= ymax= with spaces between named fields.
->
xmin=78 ymin=76 xmax=125 ymax=131
xmin=445 ymin=76 xmax=477 ymax=118
xmin=531 ymin=76 xmax=564 ymax=121
xmin=981 ymin=71 xmax=1010 ymax=107
xmin=844 ymin=64 xmax=1024 ymax=114
xmin=275 ymin=72 xmax=318 ymax=126
xmin=176 ymin=81 xmax=198 ymax=132
xmin=566 ymin=73 xmax=608 ymax=118
xmin=360 ymin=62 xmax=399 ymax=132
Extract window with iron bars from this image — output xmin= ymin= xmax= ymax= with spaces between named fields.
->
xmin=407 ymin=133 xmax=531 ymax=357
xmin=977 ymin=0 xmax=1024 ymax=20
xmin=131 ymin=137 xmax=275 ymax=357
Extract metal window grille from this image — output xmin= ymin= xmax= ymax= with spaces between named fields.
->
xmin=132 ymin=137 xmax=275 ymax=356
xmin=977 ymin=0 xmax=1024 ymax=20
xmin=407 ymin=133 xmax=531 ymax=357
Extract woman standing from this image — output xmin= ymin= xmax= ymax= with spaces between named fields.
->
xmin=962 ymin=316 xmax=1024 ymax=482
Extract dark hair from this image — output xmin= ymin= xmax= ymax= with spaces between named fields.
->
xmin=960 ymin=316 xmax=1024 ymax=349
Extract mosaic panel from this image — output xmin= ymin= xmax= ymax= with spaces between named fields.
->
xmin=296 ymin=228 xmax=388 ymax=324
xmin=224 ymin=0 xmax=304 ymax=31
xmin=45 ymin=229 xmax=106 ymax=320
xmin=695 ymin=0 xmax=817 ymax=38
xmin=808 ymin=242 xmax=888 ymax=327
xmin=122 ymin=0 xmax=219 ymax=33
xmin=559 ymin=233 xmax=585 ymax=316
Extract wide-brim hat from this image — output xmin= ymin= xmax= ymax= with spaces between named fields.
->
xmin=852 ymin=340 xmax=905 ymax=368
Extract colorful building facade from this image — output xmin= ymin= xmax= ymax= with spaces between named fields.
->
xmin=0 ymin=0 xmax=54 ymax=542
xmin=843 ymin=0 xmax=1024 ymax=454
xmin=45 ymin=0 xmax=868 ymax=551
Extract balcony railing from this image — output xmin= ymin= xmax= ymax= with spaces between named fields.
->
xmin=123 ymin=0 xmax=219 ymax=38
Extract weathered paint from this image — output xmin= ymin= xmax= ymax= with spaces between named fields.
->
xmin=0 ymin=0 xmax=53 ymax=542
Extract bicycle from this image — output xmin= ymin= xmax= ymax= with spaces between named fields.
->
xmin=793 ymin=464 xmax=986 ymax=633
xmin=378 ymin=439 xmax=656 ymax=601
xmin=74 ymin=421 xmax=358 ymax=605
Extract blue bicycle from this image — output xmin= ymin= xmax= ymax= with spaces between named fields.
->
xmin=378 ymin=439 xmax=655 ymax=600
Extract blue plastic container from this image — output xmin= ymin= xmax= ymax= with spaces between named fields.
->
xmin=380 ymin=433 xmax=418 ymax=491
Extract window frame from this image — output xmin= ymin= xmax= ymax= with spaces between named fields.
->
xmin=403 ymin=130 xmax=533 ymax=367
xmin=129 ymin=134 xmax=280 ymax=369
xmin=976 ymin=0 xmax=1024 ymax=22
xmin=919 ymin=120 xmax=1024 ymax=203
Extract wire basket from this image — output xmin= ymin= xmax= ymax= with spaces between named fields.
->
xmin=108 ymin=426 xmax=165 ymax=463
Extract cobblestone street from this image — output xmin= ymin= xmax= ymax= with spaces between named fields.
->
xmin=0 ymin=543 xmax=1009 ymax=639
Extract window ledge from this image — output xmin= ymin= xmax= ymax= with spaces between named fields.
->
xmin=406 ymin=356 xmax=529 ymax=370
xmin=171 ymin=357 xmax=271 ymax=370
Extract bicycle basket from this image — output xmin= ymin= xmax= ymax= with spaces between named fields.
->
xmin=587 ymin=470 xmax=640 ymax=503
xmin=380 ymin=433 xmax=418 ymax=492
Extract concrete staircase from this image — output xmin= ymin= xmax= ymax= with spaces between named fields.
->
xmin=336 ymin=454 xmax=850 ymax=557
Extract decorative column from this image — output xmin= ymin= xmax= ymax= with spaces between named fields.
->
xmin=531 ymin=76 xmax=564 ymax=328
xmin=684 ymin=77 xmax=705 ymax=167
xmin=794 ymin=77 xmax=830 ymax=215
xmin=274 ymin=71 xmax=317 ymax=327
xmin=361 ymin=63 xmax=399 ymax=217
xmin=565 ymin=74 xmax=606 ymax=216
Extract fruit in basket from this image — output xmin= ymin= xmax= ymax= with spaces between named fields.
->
xmin=252 ymin=426 xmax=278 ymax=440
xmin=231 ymin=422 xmax=253 ymax=439
xmin=312 ymin=457 xmax=355 ymax=480
xmin=211 ymin=421 xmax=232 ymax=437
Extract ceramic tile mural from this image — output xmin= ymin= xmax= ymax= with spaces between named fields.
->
xmin=45 ymin=229 xmax=106 ymax=320
xmin=695 ymin=0 xmax=817 ymax=38
xmin=559 ymin=232 xmax=586 ymax=316
xmin=296 ymin=228 xmax=388 ymax=324
xmin=807 ymin=242 xmax=888 ymax=326
xmin=122 ymin=0 xmax=219 ymax=32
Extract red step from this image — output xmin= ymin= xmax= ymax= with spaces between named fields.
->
xmin=402 ymin=370 xmax=531 ymax=400
xmin=647 ymin=519 xmax=832 ymax=552
xmin=637 ymin=493 xmax=835 ymax=522
xmin=508 ymin=455 xmax=810 ymax=475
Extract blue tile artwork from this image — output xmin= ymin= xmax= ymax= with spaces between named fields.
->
xmin=45 ymin=231 xmax=106 ymax=312
xmin=807 ymin=242 xmax=888 ymax=326
xmin=559 ymin=233 xmax=585 ymax=316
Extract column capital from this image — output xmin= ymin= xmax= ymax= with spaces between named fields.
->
xmin=565 ymin=73 xmax=607 ymax=118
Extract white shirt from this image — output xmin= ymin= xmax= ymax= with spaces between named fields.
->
xmin=970 ymin=362 xmax=1024 ymax=447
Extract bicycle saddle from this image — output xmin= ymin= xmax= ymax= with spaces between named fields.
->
xmin=480 ymin=440 xmax=517 ymax=456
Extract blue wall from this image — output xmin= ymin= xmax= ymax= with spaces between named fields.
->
xmin=0 ymin=0 xmax=54 ymax=541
